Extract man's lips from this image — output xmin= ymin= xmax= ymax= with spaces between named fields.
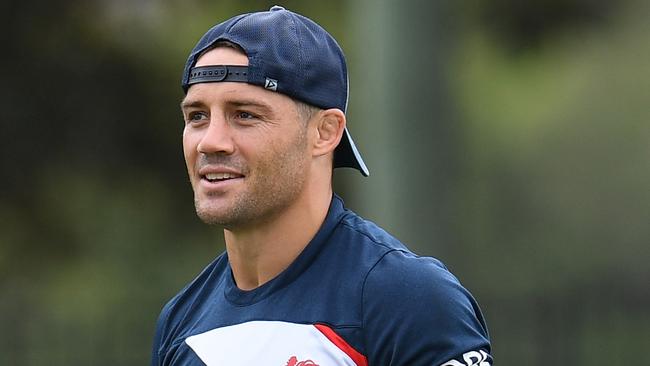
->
xmin=197 ymin=166 xmax=245 ymax=185
xmin=203 ymin=172 xmax=243 ymax=181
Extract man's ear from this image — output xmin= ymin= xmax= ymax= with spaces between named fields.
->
xmin=312 ymin=108 xmax=345 ymax=157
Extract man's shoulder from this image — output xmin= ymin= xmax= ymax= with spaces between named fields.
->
xmin=333 ymin=207 xmax=456 ymax=295
xmin=333 ymin=208 xmax=491 ymax=365
xmin=336 ymin=208 xmax=411 ymax=253
xmin=336 ymin=207 xmax=449 ymax=265
xmin=341 ymin=213 xmax=473 ymax=316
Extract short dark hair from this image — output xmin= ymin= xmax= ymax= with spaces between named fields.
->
xmin=295 ymin=101 xmax=320 ymax=123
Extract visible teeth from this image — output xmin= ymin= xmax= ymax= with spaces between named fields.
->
xmin=205 ymin=172 xmax=236 ymax=180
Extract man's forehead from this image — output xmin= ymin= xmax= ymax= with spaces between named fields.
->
xmin=183 ymin=85 xmax=260 ymax=105
xmin=181 ymin=81 xmax=294 ymax=114
xmin=195 ymin=46 xmax=248 ymax=67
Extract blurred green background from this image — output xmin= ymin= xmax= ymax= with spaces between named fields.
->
xmin=1 ymin=0 xmax=648 ymax=364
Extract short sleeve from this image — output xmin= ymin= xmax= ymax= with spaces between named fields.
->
xmin=150 ymin=303 xmax=170 ymax=366
xmin=361 ymin=250 xmax=492 ymax=366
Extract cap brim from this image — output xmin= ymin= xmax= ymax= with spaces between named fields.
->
xmin=334 ymin=127 xmax=369 ymax=177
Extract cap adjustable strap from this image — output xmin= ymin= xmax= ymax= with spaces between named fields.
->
xmin=187 ymin=65 xmax=249 ymax=86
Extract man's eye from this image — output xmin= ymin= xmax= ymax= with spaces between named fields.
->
xmin=236 ymin=111 xmax=256 ymax=120
xmin=187 ymin=112 xmax=208 ymax=123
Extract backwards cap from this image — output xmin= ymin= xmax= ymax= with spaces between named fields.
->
xmin=181 ymin=5 xmax=369 ymax=177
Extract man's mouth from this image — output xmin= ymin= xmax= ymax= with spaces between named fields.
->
xmin=202 ymin=172 xmax=244 ymax=183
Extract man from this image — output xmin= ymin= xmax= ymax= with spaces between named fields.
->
xmin=151 ymin=6 xmax=491 ymax=366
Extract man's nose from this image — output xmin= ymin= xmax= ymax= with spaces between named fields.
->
xmin=197 ymin=116 xmax=235 ymax=155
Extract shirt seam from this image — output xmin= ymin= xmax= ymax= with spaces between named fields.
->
xmin=359 ymin=249 xmax=401 ymax=361
xmin=339 ymin=221 xmax=416 ymax=256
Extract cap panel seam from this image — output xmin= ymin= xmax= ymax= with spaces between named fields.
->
xmin=287 ymin=12 xmax=304 ymax=87
xmin=224 ymin=12 xmax=251 ymax=33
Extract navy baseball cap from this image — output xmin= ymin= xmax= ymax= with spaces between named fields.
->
xmin=181 ymin=5 xmax=369 ymax=177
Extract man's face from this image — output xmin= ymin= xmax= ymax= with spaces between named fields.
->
xmin=181 ymin=47 xmax=311 ymax=229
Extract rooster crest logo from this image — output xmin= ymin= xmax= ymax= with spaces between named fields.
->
xmin=286 ymin=356 xmax=319 ymax=366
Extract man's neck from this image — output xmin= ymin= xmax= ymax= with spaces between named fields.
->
xmin=224 ymin=187 xmax=333 ymax=291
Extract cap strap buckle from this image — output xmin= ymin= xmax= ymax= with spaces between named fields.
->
xmin=187 ymin=65 xmax=249 ymax=86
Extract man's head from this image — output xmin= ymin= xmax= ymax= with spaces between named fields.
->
xmin=181 ymin=6 xmax=368 ymax=176
xmin=180 ymin=6 xmax=368 ymax=228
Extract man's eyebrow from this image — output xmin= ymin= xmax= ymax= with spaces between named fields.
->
xmin=227 ymin=99 xmax=274 ymax=113
xmin=180 ymin=99 xmax=205 ymax=110
xmin=180 ymin=97 xmax=275 ymax=115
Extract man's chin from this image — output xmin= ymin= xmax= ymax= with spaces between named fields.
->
xmin=195 ymin=199 xmax=249 ymax=226
xmin=196 ymin=206 xmax=229 ymax=226
xmin=194 ymin=197 xmax=227 ymax=223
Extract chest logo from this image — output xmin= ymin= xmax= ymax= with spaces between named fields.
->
xmin=286 ymin=356 xmax=319 ymax=366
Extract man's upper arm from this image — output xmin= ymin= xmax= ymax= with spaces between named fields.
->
xmin=150 ymin=306 xmax=168 ymax=366
xmin=361 ymin=250 xmax=492 ymax=366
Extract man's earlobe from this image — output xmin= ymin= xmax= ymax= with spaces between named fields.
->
xmin=313 ymin=109 xmax=345 ymax=157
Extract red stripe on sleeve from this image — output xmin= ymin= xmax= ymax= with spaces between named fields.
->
xmin=314 ymin=324 xmax=368 ymax=366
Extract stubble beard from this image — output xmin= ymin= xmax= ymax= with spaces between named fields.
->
xmin=194 ymin=127 xmax=309 ymax=230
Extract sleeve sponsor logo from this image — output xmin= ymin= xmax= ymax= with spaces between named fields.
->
xmin=440 ymin=350 xmax=491 ymax=366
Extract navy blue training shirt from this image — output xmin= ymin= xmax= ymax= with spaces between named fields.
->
xmin=151 ymin=195 xmax=492 ymax=366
